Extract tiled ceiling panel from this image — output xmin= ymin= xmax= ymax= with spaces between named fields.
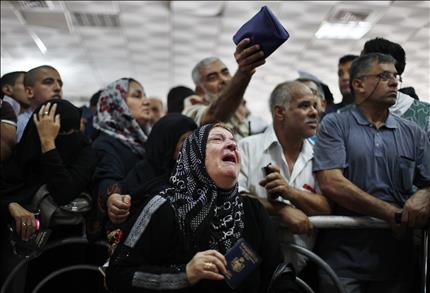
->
xmin=1 ymin=0 xmax=429 ymax=121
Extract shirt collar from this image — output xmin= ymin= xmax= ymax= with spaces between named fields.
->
xmin=262 ymin=124 xmax=314 ymax=161
xmin=262 ymin=124 xmax=279 ymax=151
xmin=351 ymin=105 xmax=398 ymax=129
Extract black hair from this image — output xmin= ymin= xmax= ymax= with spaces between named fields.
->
xmin=90 ymin=89 xmax=102 ymax=107
xmin=167 ymin=86 xmax=195 ymax=113
xmin=349 ymin=53 xmax=397 ymax=96
xmin=1 ymin=71 xmax=26 ymax=90
xmin=362 ymin=37 xmax=406 ymax=75
xmin=339 ymin=54 xmax=358 ymax=65
xmin=399 ymin=87 xmax=419 ymax=100
xmin=23 ymin=65 xmax=58 ymax=87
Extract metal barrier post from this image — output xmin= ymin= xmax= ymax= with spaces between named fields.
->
xmin=422 ymin=228 xmax=429 ymax=293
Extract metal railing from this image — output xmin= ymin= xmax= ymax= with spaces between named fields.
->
xmin=287 ymin=216 xmax=429 ymax=293
xmin=0 ymin=237 xmax=109 ymax=293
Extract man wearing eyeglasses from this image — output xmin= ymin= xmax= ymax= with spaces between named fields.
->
xmin=362 ymin=37 xmax=430 ymax=137
xmin=312 ymin=53 xmax=430 ymax=293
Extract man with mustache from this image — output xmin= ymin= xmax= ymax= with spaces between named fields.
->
xmin=182 ymin=38 xmax=265 ymax=141
xmin=238 ymin=81 xmax=331 ymax=273
xmin=313 ymin=53 xmax=430 ymax=293
xmin=17 ymin=65 xmax=63 ymax=141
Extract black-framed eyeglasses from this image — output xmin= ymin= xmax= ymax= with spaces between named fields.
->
xmin=357 ymin=71 xmax=402 ymax=83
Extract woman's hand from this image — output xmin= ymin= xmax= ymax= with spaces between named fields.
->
xmin=8 ymin=202 xmax=37 ymax=241
xmin=33 ymin=103 xmax=60 ymax=153
xmin=107 ymin=193 xmax=131 ymax=224
xmin=186 ymin=250 xmax=227 ymax=286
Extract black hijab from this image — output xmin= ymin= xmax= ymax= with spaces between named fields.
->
xmin=159 ymin=124 xmax=245 ymax=254
xmin=121 ymin=113 xmax=197 ymax=199
xmin=0 ymin=99 xmax=88 ymax=203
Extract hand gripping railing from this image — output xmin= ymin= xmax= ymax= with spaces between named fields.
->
xmin=291 ymin=216 xmax=429 ymax=293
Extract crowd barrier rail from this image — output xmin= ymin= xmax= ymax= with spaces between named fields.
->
xmin=2 ymin=216 xmax=428 ymax=293
xmin=285 ymin=216 xmax=429 ymax=293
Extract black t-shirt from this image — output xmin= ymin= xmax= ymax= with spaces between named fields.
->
xmin=0 ymin=101 xmax=17 ymax=123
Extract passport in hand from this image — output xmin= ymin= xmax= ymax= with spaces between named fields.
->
xmin=224 ymin=238 xmax=261 ymax=289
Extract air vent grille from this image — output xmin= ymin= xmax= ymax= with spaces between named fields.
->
xmin=329 ymin=9 xmax=370 ymax=22
xmin=72 ymin=12 xmax=120 ymax=27
xmin=12 ymin=1 xmax=48 ymax=9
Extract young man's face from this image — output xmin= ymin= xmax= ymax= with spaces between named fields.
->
xmin=338 ymin=61 xmax=354 ymax=97
xmin=27 ymin=68 xmax=63 ymax=109
xmin=13 ymin=74 xmax=30 ymax=108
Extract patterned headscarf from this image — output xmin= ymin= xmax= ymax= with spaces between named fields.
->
xmin=161 ymin=124 xmax=244 ymax=254
xmin=93 ymin=78 xmax=147 ymax=155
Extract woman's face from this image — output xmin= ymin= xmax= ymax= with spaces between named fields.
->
xmin=126 ymin=81 xmax=151 ymax=127
xmin=173 ymin=131 xmax=192 ymax=160
xmin=205 ymin=127 xmax=240 ymax=189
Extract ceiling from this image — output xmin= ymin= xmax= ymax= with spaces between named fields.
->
xmin=1 ymin=1 xmax=429 ymax=121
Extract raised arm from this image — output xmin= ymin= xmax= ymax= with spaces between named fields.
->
xmin=201 ymin=38 xmax=265 ymax=124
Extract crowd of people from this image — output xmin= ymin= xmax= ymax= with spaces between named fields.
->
xmin=0 ymin=35 xmax=429 ymax=293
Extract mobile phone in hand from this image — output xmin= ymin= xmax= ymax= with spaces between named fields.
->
xmin=262 ymin=163 xmax=282 ymax=200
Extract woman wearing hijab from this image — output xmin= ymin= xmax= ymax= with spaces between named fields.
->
xmin=92 ymin=78 xmax=151 ymax=217
xmin=105 ymin=113 xmax=196 ymax=253
xmin=0 ymin=99 xmax=97 ymax=237
xmin=0 ymin=99 xmax=97 ymax=290
xmin=106 ymin=113 xmax=197 ymax=224
xmin=106 ymin=124 xmax=283 ymax=293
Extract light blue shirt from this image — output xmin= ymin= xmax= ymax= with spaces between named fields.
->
xmin=16 ymin=109 xmax=33 ymax=142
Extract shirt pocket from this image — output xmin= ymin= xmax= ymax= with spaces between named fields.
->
xmin=397 ymin=156 xmax=415 ymax=192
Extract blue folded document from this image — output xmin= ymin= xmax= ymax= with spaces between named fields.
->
xmin=224 ymin=238 xmax=261 ymax=289
xmin=233 ymin=6 xmax=289 ymax=58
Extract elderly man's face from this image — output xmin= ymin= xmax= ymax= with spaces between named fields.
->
xmin=149 ymin=98 xmax=165 ymax=124
xmin=301 ymin=80 xmax=326 ymax=113
xmin=198 ymin=60 xmax=231 ymax=102
xmin=279 ymin=84 xmax=320 ymax=139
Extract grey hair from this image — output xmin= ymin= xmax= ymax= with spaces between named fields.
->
xmin=269 ymin=81 xmax=303 ymax=115
xmin=295 ymin=78 xmax=325 ymax=101
xmin=349 ymin=53 xmax=396 ymax=96
xmin=191 ymin=57 xmax=222 ymax=86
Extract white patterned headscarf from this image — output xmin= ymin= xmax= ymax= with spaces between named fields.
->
xmin=162 ymin=124 xmax=245 ymax=254
xmin=93 ymin=78 xmax=147 ymax=155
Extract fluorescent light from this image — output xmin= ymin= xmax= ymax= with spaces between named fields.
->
xmin=30 ymin=32 xmax=47 ymax=54
xmin=315 ymin=21 xmax=371 ymax=39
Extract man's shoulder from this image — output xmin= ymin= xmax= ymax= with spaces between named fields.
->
xmin=182 ymin=104 xmax=207 ymax=125
xmin=1 ymin=101 xmax=17 ymax=123
xmin=321 ymin=109 xmax=352 ymax=128
xmin=393 ymin=112 xmax=425 ymax=131
xmin=238 ymin=128 xmax=269 ymax=149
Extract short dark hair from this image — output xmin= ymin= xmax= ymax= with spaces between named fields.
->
xmin=362 ymin=37 xmax=406 ymax=75
xmin=349 ymin=53 xmax=397 ymax=96
xmin=167 ymin=86 xmax=195 ymax=113
xmin=339 ymin=54 xmax=358 ymax=65
xmin=90 ymin=89 xmax=102 ymax=107
xmin=1 ymin=71 xmax=26 ymax=90
xmin=23 ymin=65 xmax=58 ymax=87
